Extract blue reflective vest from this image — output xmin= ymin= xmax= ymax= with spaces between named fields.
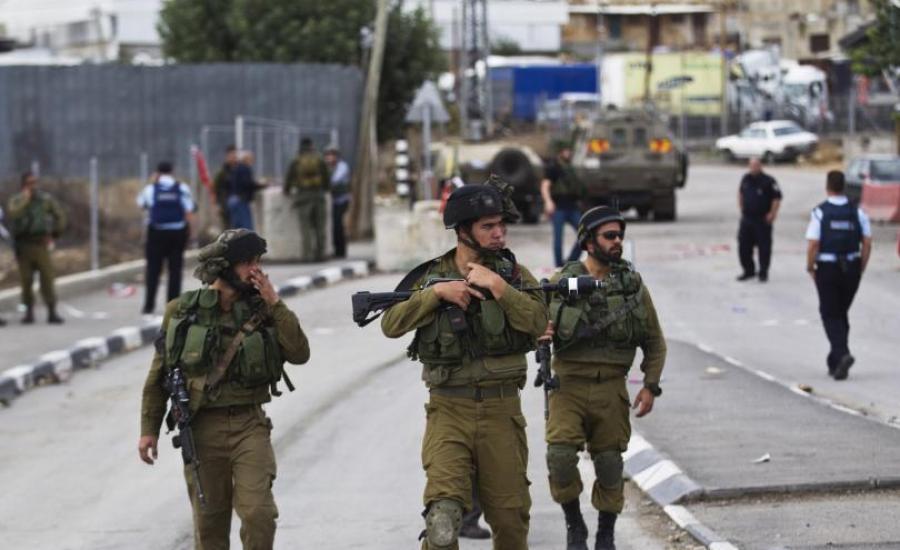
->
xmin=818 ymin=200 xmax=861 ymax=256
xmin=149 ymin=182 xmax=185 ymax=228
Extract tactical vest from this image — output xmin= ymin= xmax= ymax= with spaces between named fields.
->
xmin=149 ymin=182 xmax=185 ymax=227
xmin=164 ymin=288 xmax=286 ymax=406
xmin=12 ymin=193 xmax=55 ymax=239
xmin=407 ymin=252 xmax=535 ymax=385
xmin=296 ymin=153 xmax=323 ymax=189
xmin=551 ymin=162 xmax=581 ymax=200
xmin=817 ymin=200 xmax=862 ymax=256
xmin=551 ymin=260 xmax=649 ymax=365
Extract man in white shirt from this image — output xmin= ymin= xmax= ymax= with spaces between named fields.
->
xmin=137 ymin=162 xmax=195 ymax=315
xmin=805 ymin=170 xmax=873 ymax=380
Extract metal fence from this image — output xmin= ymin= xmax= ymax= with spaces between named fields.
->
xmin=0 ymin=63 xmax=363 ymax=186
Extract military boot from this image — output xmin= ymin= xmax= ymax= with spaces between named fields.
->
xmin=458 ymin=510 xmax=490 ymax=539
xmin=595 ymin=511 xmax=617 ymax=550
xmin=562 ymin=499 xmax=589 ymax=550
xmin=47 ymin=306 xmax=64 ymax=325
xmin=21 ymin=306 xmax=34 ymax=325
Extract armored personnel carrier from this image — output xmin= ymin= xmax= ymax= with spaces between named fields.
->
xmin=572 ymin=107 xmax=688 ymax=221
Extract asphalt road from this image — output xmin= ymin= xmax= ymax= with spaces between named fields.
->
xmin=1 ymin=161 xmax=897 ymax=549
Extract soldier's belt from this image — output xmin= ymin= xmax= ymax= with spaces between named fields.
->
xmin=430 ymin=384 xmax=520 ymax=401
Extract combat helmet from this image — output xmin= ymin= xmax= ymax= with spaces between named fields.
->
xmin=577 ymin=206 xmax=626 ymax=248
xmin=443 ymin=176 xmax=521 ymax=230
xmin=194 ymin=229 xmax=268 ymax=284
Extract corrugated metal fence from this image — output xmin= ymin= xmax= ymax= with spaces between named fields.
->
xmin=0 ymin=63 xmax=362 ymax=186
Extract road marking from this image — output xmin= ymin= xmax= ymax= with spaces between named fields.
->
xmin=723 ymin=356 xmax=743 ymax=367
xmin=60 ymin=303 xmax=109 ymax=320
xmin=830 ymin=403 xmax=863 ymax=416
xmin=39 ymin=350 xmax=73 ymax=381
xmin=317 ymin=266 xmax=344 ymax=284
xmin=75 ymin=337 xmax=110 ymax=362
xmin=697 ymin=342 xmax=714 ymax=354
xmin=632 ymin=459 xmax=681 ymax=490
xmin=710 ymin=543 xmax=740 ymax=550
xmin=111 ymin=327 xmax=142 ymax=350
xmin=754 ymin=369 xmax=776 ymax=382
xmin=761 ymin=319 xmax=779 ymax=326
xmin=3 ymin=365 xmax=35 ymax=391
xmin=792 ymin=319 xmax=810 ymax=326
xmin=347 ymin=260 xmax=370 ymax=277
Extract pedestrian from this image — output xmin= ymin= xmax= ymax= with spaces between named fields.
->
xmin=225 ymin=150 xmax=262 ymax=230
xmin=805 ymin=170 xmax=872 ymax=380
xmin=541 ymin=141 xmax=586 ymax=267
xmin=213 ymin=145 xmax=238 ymax=229
xmin=6 ymin=171 xmax=66 ymax=324
xmin=136 ymin=161 xmax=195 ymax=315
xmin=381 ymin=181 xmax=547 ymax=550
xmin=324 ymin=147 xmax=351 ymax=258
xmin=284 ymin=138 xmax=330 ymax=262
xmin=543 ymin=206 xmax=666 ymax=550
xmin=138 ymin=229 xmax=310 ymax=549
xmin=737 ymin=157 xmax=782 ymax=282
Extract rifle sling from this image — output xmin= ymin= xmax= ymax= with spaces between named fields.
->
xmin=204 ymin=313 xmax=264 ymax=390
xmin=576 ymin=286 xmax=644 ymax=339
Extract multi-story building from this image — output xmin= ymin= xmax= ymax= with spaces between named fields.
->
xmin=0 ymin=0 xmax=162 ymax=63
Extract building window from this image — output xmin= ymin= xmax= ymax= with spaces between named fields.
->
xmin=809 ymin=34 xmax=830 ymax=53
xmin=606 ymin=15 xmax=622 ymax=39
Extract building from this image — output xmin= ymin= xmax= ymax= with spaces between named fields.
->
xmin=564 ymin=1 xmax=717 ymax=59
xmin=0 ymin=0 xmax=163 ymax=63
xmin=735 ymin=0 xmax=876 ymax=62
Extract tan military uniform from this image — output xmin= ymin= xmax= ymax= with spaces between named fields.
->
xmin=382 ymin=248 xmax=547 ymax=550
xmin=284 ymin=152 xmax=330 ymax=262
xmin=141 ymin=293 xmax=310 ymax=550
xmin=545 ymin=261 xmax=666 ymax=513
xmin=7 ymin=190 xmax=66 ymax=310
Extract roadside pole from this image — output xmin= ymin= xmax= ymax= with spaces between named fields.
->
xmin=89 ymin=157 xmax=100 ymax=271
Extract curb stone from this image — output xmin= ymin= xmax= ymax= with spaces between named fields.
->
xmin=625 ymin=432 xmax=738 ymax=549
xmin=0 ymin=260 xmax=373 ymax=407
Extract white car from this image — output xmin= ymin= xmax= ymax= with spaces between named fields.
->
xmin=716 ymin=120 xmax=818 ymax=163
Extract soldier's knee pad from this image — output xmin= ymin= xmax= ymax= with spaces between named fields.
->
xmin=425 ymin=499 xmax=462 ymax=549
xmin=593 ymin=450 xmax=623 ymax=490
xmin=546 ymin=444 xmax=580 ymax=487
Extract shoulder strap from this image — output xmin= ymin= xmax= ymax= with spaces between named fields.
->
xmin=395 ymin=257 xmax=440 ymax=292
xmin=204 ymin=311 xmax=264 ymax=390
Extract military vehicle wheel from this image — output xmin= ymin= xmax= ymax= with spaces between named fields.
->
xmin=723 ymin=149 xmax=736 ymax=162
xmin=636 ymin=206 xmax=651 ymax=219
xmin=763 ymin=151 xmax=776 ymax=164
xmin=654 ymin=192 xmax=677 ymax=221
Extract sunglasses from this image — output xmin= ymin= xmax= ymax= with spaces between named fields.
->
xmin=599 ymin=230 xmax=624 ymax=241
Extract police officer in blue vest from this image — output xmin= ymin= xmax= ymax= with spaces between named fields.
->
xmin=805 ymin=170 xmax=872 ymax=380
xmin=737 ymin=158 xmax=782 ymax=282
xmin=137 ymin=161 xmax=195 ymax=315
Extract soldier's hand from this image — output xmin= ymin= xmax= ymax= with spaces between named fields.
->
xmin=539 ymin=320 xmax=554 ymax=342
xmin=633 ymin=388 xmax=655 ymax=418
xmin=138 ymin=435 xmax=159 ymax=465
xmin=465 ymin=262 xmax=506 ymax=299
xmin=433 ymin=280 xmax=484 ymax=309
xmin=250 ymin=268 xmax=279 ymax=306
xmin=544 ymin=199 xmax=555 ymax=219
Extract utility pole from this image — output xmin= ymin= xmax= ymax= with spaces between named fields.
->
xmin=460 ymin=0 xmax=492 ymax=141
xmin=719 ymin=0 xmax=729 ymax=136
xmin=349 ymin=0 xmax=390 ymax=238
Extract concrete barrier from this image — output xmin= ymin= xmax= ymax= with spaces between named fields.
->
xmin=861 ymin=183 xmax=900 ymax=223
xmin=257 ymin=187 xmax=333 ymax=262
xmin=374 ymin=198 xmax=456 ymax=272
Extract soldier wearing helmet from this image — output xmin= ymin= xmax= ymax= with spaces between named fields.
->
xmin=543 ymin=206 xmax=667 ymax=550
xmin=381 ymin=179 xmax=548 ymax=550
xmin=137 ymin=229 xmax=310 ymax=549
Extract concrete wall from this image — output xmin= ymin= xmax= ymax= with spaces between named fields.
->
xmin=374 ymin=198 xmax=456 ymax=273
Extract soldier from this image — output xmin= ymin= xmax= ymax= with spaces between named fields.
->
xmin=381 ymin=182 xmax=548 ymax=550
xmin=7 ymin=171 xmax=66 ymax=324
xmin=284 ymin=138 xmax=330 ymax=262
xmin=544 ymin=206 xmax=666 ymax=550
xmin=137 ymin=229 xmax=310 ymax=549
xmin=541 ymin=141 xmax=586 ymax=267
xmin=737 ymin=157 xmax=782 ymax=282
xmin=213 ymin=145 xmax=239 ymax=229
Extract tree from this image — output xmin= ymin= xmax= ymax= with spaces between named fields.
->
xmin=158 ymin=0 xmax=443 ymax=141
xmin=848 ymin=0 xmax=900 ymax=78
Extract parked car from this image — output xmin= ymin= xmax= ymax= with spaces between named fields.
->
xmin=845 ymin=154 xmax=900 ymax=204
xmin=716 ymin=120 xmax=818 ymax=163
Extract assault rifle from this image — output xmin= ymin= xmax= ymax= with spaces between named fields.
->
xmin=159 ymin=318 xmax=207 ymax=508
xmin=352 ymin=275 xmax=605 ymax=327
xmin=534 ymin=338 xmax=557 ymax=420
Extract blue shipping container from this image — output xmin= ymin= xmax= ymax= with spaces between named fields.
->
xmin=490 ymin=64 xmax=598 ymax=121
